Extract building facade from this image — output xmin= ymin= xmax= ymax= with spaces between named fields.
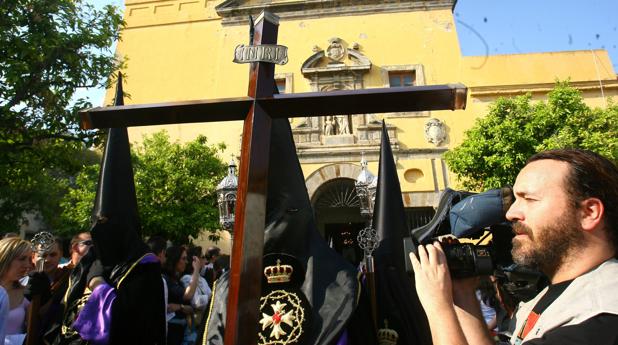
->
xmin=109 ymin=0 xmax=618 ymax=254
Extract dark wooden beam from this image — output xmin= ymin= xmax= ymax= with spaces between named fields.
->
xmin=223 ymin=11 xmax=278 ymax=345
xmin=79 ymin=97 xmax=253 ymax=129
xmin=79 ymin=84 xmax=466 ymax=130
xmin=261 ymin=83 xmax=467 ymax=118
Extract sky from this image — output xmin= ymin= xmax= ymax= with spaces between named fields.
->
xmin=80 ymin=0 xmax=618 ymax=105
xmin=454 ymin=1 xmax=617 ymax=68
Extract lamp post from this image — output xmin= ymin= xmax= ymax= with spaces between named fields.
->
xmin=354 ymin=153 xmax=379 ymax=330
xmin=217 ymin=158 xmax=238 ymax=239
xmin=354 ymin=153 xmax=379 ymax=255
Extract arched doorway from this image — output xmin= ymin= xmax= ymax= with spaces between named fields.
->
xmin=311 ymin=178 xmax=366 ymax=266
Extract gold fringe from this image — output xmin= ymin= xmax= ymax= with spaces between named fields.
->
xmin=202 ymin=278 xmax=219 ymax=345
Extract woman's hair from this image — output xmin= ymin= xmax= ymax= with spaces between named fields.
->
xmin=0 ymin=237 xmax=31 ymax=281
xmin=184 ymin=246 xmax=202 ymax=276
xmin=163 ymin=245 xmax=185 ymax=278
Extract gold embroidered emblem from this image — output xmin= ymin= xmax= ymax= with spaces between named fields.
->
xmin=258 ymin=290 xmax=305 ymax=345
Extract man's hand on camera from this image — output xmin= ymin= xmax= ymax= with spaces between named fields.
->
xmin=409 ymin=242 xmax=493 ymax=345
xmin=409 ymin=242 xmax=454 ymax=312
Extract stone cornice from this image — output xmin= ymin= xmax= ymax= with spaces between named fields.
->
xmin=216 ymin=0 xmax=457 ymax=26
xmin=297 ymin=146 xmax=447 ymax=164
xmin=470 ymin=79 xmax=618 ymax=97
xmin=123 ymin=0 xmax=220 ymax=29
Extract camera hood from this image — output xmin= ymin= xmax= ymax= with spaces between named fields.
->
xmin=410 ymin=188 xmax=475 ymax=244
xmin=410 ymin=186 xmax=514 ymax=244
xmin=449 ymin=186 xmax=514 ymax=238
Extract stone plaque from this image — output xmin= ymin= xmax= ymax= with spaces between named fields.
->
xmin=233 ymin=44 xmax=289 ymax=65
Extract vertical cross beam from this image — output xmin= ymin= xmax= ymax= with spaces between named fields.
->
xmin=224 ymin=12 xmax=279 ymax=345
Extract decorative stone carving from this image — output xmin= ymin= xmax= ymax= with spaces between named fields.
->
xmin=323 ymin=116 xmax=336 ymax=136
xmin=336 ymin=115 xmax=351 ymax=135
xmin=326 ymin=37 xmax=346 ymax=62
xmin=424 ymin=118 xmax=447 ymax=146
xmin=295 ymin=38 xmax=377 ymax=150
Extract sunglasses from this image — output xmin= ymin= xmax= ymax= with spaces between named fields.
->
xmin=78 ymin=240 xmax=93 ymax=246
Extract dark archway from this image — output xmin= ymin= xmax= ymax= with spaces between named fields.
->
xmin=311 ymin=178 xmax=366 ymax=266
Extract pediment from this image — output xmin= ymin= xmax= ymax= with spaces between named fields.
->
xmin=216 ymin=0 xmax=456 ymax=25
xmin=301 ymin=38 xmax=371 ymax=77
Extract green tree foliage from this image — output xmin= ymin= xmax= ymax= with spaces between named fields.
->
xmin=445 ymin=82 xmax=618 ymax=190
xmin=60 ymin=131 xmax=227 ymax=243
xmin=0 ymin=0 xmax=124 ymax=231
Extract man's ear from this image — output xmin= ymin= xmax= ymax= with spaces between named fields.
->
xmin=579 ymin=197 xmax=604 ymax=232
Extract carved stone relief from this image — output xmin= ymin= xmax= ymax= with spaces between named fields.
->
xmin=326 ymin=37 xmax=346 ymax=62
xmin=323 ymin=116 xmax=336 ymax=136
xmin=424 ymin=118 xmax=447 ymax=146
xmin=322 ymin=115 xmax=352 ymax=136
xmin=296 ymin=37 xmax=374 ymax=146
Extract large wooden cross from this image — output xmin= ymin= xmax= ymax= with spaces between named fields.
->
xmin=80 ymin=10 xmax=466 ymax=345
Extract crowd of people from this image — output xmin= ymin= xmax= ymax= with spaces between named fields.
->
xmin=0 ymin=230 xmax=228 ymax=345
xmin=0 ymin=232 xmax=91 ymax=344
xmin=146 ymin=237 xmax=229 ymax=345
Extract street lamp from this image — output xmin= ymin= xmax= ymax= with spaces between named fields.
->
xmin=354 ymin=153 xmax=380 ymax=255
xmin=217 ymin=158 xmax=238 ymax=237
xmin=355 ymin=153 xmax=377 ymax=219
xmin=354 ymin=153 xmax=380 ymax=329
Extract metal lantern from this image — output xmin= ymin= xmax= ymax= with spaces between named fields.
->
xmin=217 ymin=159 xmax=238 ymax=234
xmin=354 ymin=154 xmax=377 ymax=219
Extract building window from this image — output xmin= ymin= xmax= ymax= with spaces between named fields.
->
xmin=276 ymin=78 xmax=286 ymax=94
xmin=381 ymin=65 xmax=427 ymax=117
xmin=389 ymin=71 xmax=416 ymax=87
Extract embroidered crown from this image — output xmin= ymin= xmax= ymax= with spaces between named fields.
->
xmin=263 ymin=259 xmax=293 ymax=284
xmin=377 ymin=320 xmax=399 ymax=345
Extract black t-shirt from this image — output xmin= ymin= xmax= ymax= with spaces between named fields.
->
xmin=523 ymin=313 xmax=618 ymax=345
xmin=163 ymin=274 xmax=186 ymax=318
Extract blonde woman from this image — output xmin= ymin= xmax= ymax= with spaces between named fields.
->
xmin=0 ymin=237 xmax=32 ymax=344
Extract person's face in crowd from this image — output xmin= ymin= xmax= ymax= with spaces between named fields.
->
xmin=74 ymin=233 xmax=93 ymax=258
xmin=175 ymin=249 xmax=188 ymax=274
xmin=5 ymin=248 xmax=32 ymax=282
xmin=33 ymin=242 xmax=62 ymax=274
xmin=506 ymin=159 xmax=584 ymax=274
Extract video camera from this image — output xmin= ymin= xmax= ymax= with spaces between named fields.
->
xmin=403 ymin=187 xmax=548 ymax=304
xmin=410 ymin=187 xmax=515 ymax=279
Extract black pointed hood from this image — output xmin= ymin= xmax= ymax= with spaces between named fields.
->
xmin=90 ymin=73 xmax=143 ymax=267
xmin=373 ymin=121 xmax=407 ymax=270
xmin=265 ymin=118 xmax=360 ymax=344
xmin=372 ymin=121 xmax=432 ymax=345
xmin=204 ymin=117 xmax=362 ymax=345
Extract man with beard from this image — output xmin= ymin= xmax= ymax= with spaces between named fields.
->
xmin=410 ymin=149 xmax=618 ymax=345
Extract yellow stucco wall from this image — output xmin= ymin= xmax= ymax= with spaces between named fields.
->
xmin=108 ymin=0 xmax=618 ymax=202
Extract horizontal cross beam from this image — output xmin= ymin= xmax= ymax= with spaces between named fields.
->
xmin=79 ymin=84 xmax=467 ymax=129
xmin=261 ymin=83 xmax=467 ymax=118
